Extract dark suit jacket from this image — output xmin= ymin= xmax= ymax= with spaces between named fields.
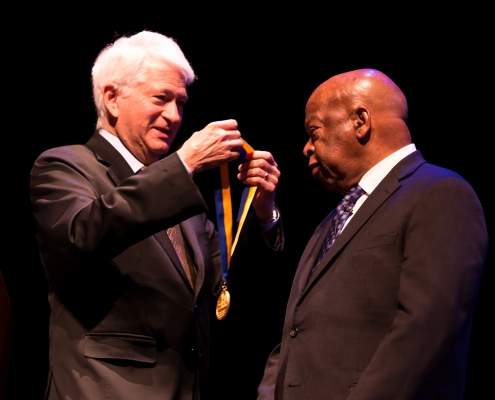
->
xmin=30 ymin=132 xmax=281 ymax=400
xmin=258 ymin=151 xmax=488 ymax=400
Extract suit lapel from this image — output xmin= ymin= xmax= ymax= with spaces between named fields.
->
xmin=297 ymin=210 xmax=336 ymax=293
xmin=86 ymin=130 xmax=196 ymax=292
xmin=86 ymin=131 xmax=135 ymax=185
xmin=300 ymin=151 xmax=426 ymax=297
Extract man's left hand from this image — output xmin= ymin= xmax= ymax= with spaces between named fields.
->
xmin=237 ymin=150 xmax=280 ymax=224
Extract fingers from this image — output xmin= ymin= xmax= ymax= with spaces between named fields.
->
xmin=237 ymin=151 xmax=281 ymax=189
xmin=177 ymin=119 xmax=280 ymax=181
xmin=237 ymin=150 xmax=281 ymax=224
xmin=208 ymin=119 xmax=239 ymax=131
xmin=243 ymin=150 xmax=278 ymax=166
xmin=177 ymin=120 xmax=244 ymax=174
xmin=208 ymin=121 xmax=242 ymax=151
xmin=203 ymin=120 xmax=242 ymax=149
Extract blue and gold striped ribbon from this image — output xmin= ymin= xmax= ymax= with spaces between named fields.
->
xmin=214 ymin=139 xmax=256 ymax=280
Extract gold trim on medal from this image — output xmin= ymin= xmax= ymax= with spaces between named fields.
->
xmin=216 ymin=286 xmax=230 ymax=320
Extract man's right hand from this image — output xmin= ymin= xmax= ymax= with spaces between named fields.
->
xmin=177 ymin=119 xmax=243 ymax=174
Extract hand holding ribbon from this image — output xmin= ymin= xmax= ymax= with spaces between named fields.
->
xmin=237 ymin=150 xmax=280 ymax=225
xmin=177 ymin=119 xmax=243 ymax=174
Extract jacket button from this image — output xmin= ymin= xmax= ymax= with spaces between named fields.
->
xmin=289 ymin=328 xmax=298 ymax=338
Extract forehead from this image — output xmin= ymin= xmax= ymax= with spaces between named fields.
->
xmin=306 ymin=89 xmax=325 ymax=112
xmin=305 ymin=87 xmax=333 ymax=125
xmin=138 ymin=62 xmax=187 ymax=94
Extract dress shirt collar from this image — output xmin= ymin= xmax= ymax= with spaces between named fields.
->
xmin=359 ymin=143 xmax=417 ymax=195
xmin=98 ymin=129 xmax=144 ymax=173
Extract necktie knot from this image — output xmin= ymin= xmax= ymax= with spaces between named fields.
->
xmin=336 ymin=184 xmax=365 ymax=215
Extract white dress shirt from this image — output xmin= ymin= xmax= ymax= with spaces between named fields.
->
xmin=343 ymin=144 xmax=417 ymax=230
xmin=99 ymin=129 xmax=145 ymax=173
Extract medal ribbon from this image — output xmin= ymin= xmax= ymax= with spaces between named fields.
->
xmin=214 ymin=138 xmax=256 ymax=283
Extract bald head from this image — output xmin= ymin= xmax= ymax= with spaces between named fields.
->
xmin=303 ymin=69 xmax=412 ymax=195
xmin=314 ymin=68 xmax=409 ymax=123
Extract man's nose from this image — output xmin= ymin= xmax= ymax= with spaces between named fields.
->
xmin=161 ymin=102 xmax=181 ymax=124
xmin=303 ymin=139 xmax=314 ymax=158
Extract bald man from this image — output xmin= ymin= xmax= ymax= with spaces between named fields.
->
xmin=257 ymin=69 xmax=488 ymax=400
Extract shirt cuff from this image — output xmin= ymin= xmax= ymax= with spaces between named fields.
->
xmin=260 ymin=207 xmax=280 ymax=232
xmin=176 ymin=152 xmax=193 ymax=178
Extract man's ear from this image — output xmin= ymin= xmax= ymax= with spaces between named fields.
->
xmin=355 ymin=106 xmax=371 ymax=139
xmin=103 ymin=84 xmax=119 ymax=119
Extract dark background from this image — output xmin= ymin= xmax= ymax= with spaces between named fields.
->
xmin=4 ymin=9 xmax=490 ymax=399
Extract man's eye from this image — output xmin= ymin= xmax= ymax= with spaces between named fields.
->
xmin=309 ymin=129 xmax=319 ymax=141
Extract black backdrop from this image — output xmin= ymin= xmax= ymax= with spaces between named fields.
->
xmin=5 ymin=10 xmax=490 ymax=400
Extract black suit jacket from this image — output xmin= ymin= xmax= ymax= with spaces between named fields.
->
xmin=258 ymin=151 xmax=488 ymax=400
xmin=30 ymin=131 xmax=282 ymax=400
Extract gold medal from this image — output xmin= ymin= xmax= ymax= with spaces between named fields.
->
xmin=216 ymin=284 xmax=231 ymax=320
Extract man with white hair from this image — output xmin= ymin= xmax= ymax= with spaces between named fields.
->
xmin=30 ymin=30 xmax=282 ymax=399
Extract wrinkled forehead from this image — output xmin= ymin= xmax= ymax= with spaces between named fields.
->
xmin=305 ymin=92 xmax=320 ymax=120
xmin=305 ymin=80 xmax=341 ymax=115
xmin=305 ymin=91 xmax=329 ymax=129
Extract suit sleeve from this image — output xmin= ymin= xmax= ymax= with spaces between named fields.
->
xmin=257 ymin=343 xmax=281 ymax=400
xmin=347 ymin=175 xmax=488 ymax=399
xmin=30 ymin=147 xmax=208 ymax=271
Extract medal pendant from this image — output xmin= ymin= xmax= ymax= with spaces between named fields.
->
xmin=216 ymin=285 xmax=231 ymax=320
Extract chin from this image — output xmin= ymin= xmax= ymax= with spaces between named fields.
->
xmin=321 ymin=182 xmax=333 ymax=190
xmin=318 ymin=174 xmax=337 ymax=192
xmin=312 ymin=170 xmax=324 ymax=182
xmin=150 ymin=142 xmax=171 ymax=156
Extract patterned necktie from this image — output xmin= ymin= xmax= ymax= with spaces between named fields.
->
xmin=139 ymin=166 xmax=196 ymax=287
xmin=166 ymin=224 xmax=197 ymax=287
xmin=311 ymin=184 xmax=365 ymax=276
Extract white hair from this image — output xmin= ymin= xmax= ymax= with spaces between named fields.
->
xmin=91 ymin=31 xmax=196 ymax=129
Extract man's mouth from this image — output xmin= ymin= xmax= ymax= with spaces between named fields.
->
xmin=308 ymin=163 xmax=319 ymax=175
xmin=153 ymin=126 xmax=170 ymax=134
